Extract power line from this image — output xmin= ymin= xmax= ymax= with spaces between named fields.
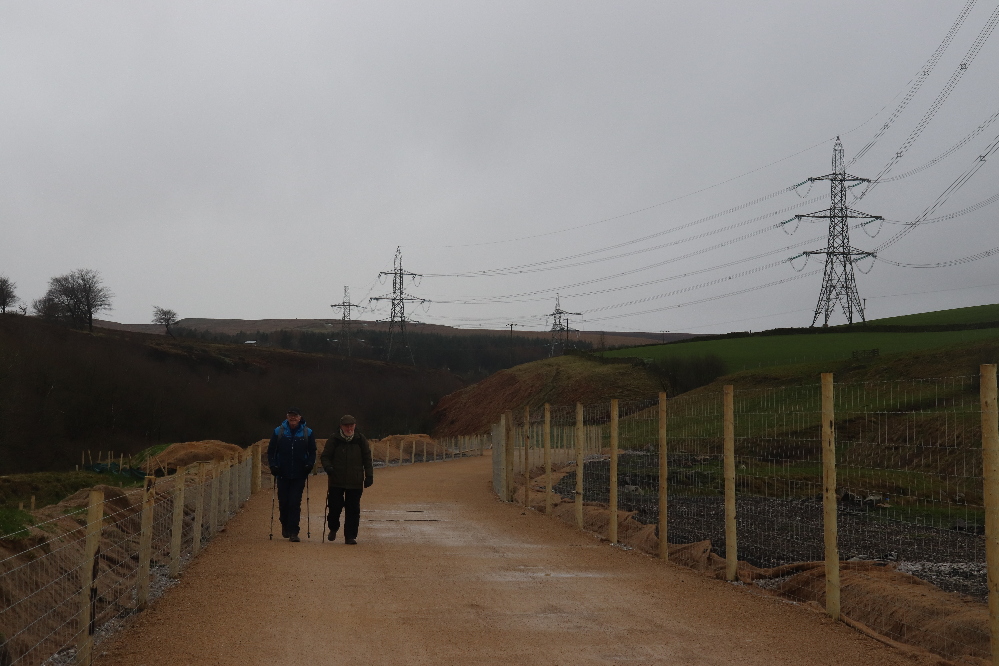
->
xmin=875 ymin=130 xmax=999 ymax=252
xmin=580 ymin=270 xmax=821 ymax=324
xmin=862 ymin=3 xmax=999 ymax=194
xmin=424 ymin=191 xmax=824 ymax=278
xmin=426 ymin=236 xmax=823 ymax=306
xmin=850 ymin=0 xmax=979 ymax=165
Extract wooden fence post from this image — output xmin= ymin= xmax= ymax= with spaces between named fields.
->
xmin=981 ymin=363 xmax=999 ymax=664
xmin=169 ymin=466 xmax=186 ymax=579
xmin=386 ymin=441 xmax=391 ymax=466
xmin=209 ymin=462 xmax=220 ymax=534
xmin=575 ymin=402 xmax=584 ymax=529
xmin=505 ymin=411 xmax=515 ymax=502
xmin=658 ymin=391 xmax=668 ymax=561
xmin=400 ymin=440 xmax=406 ymax=466
xmin=411 ymin=441 xmax=416 ymax=464
xmin=223 ymin=462 xmax=232 ymax=519
xmin=192 ymin=464 xmax=206 ymax=557
xmin=524 ymin=406 xmax=531 ymax=508
xmin=821 ymin=372 xmax=840 ymax=620
xmin=76 ymin=489 xmax=104 ymax=666
xmin=225 ymin=461 xmax=238 ymax=523
xmin=609 ymin=399 xmax=619 ymax=544
xmin=544 ymin=404 xmax=552 ymax=515
xmin=137 ymin=477 xmax=154 ymax=610
xmin=723 ymin=385 xmax=737 ymax=582
xmin=252 ymin=443 xmax=262 ymax=494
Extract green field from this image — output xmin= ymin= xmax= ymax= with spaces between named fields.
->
xmin=866 ymin=302 xmax=999 ymax=326
xmin=603 ymin=327 xmax=999 ymax=371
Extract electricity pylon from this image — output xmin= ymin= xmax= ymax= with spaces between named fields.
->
xmin=370 ymin=247 xmax=425 ymax=364
xmin=330 ymin=286 xmax=362 ymax=356
xmin=547 ymin=294 xmax=581 ymax=357
xmin=795 ymin=137 xmax=882 ymax=326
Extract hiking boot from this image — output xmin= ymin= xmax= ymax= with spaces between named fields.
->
xmin=327 ymin=532 xmax=336 ymax=542
xmin=289 ymin=535 xmax=301 ymax=542
xmin=281 ymin=527 xmax=291 ymax=539
xmin=345 ymin=538 xmax=357 ymax=545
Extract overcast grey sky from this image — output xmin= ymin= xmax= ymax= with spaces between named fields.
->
xmin=2 ymin=1 xmax=998 ymax=333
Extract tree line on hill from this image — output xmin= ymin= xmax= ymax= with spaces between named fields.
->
xmin=0 ymin=269 xmax=113 ymax=332
xmin=173 ymin=325 xmax=593 ymax=381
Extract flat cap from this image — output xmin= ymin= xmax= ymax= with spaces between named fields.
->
xmin=340 ymin=414 xmax=357 ymax=425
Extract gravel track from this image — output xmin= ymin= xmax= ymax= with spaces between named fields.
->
xmin=94 ymin=455 xmax=932 ymax=665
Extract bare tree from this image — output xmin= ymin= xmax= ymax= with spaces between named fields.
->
xmin=37 ymin=269 xmax=113 ymax=332
xmin=32 ymin=293 xmax=62 ymax=320
xmin=152 ymin=306 xmax=179 ymax=338
xmin=0 ymin=276 xmax=17 ymax=314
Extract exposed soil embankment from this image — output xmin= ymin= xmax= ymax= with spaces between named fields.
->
xmin=432 ymin=355 xmax=660 ymax=437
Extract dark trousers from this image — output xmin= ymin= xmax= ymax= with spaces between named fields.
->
xmin=327 ymin=486 xmax=363 ymax=539
xmin=276 ymin=477 xmax=306 ymax=535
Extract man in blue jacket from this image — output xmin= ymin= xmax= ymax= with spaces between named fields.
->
xmin=267 ymin=408 xmax=317 ymax=542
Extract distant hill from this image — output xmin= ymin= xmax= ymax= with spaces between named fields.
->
xmin=0 ymin=314 xmax=463 ymax=474
xmin=97 ymin=317 xmax=691 ymax=348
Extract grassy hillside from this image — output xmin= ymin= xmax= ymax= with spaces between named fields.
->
xmin=602 ymin=327 xmax=999 ymax=371
xmin=867 ymin=303 xmax=999 ymax=326
xmin=0 ymin=314 xmax=464 ymax=474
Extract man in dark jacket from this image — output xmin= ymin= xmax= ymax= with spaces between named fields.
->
xmin=267 ymin=408 xmax=317 ymax=542
xmin=321 ymin=414 xmax=373 ymax=544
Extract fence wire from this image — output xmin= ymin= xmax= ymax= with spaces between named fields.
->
xmin=0 ymin=454 xmax=256 ymax=666
xmin=493 ymin=373 xmax=994 ymax=664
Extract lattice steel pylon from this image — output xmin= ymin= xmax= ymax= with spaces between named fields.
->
xmin=370 ymin=247 xmax=425 ymax=364
xmin=330 ymin=286 xmax=362 ymax=356
xmin=547 ymin=294 xmax=581 ymax=357
xmin=795 ymin=137 xmax=882 ymax=327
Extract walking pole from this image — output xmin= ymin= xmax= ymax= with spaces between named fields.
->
xmin=322 ymin=489 xmax=330 ymax=542
xmin=269 ymin=477 xmax=276 ymax=540
xmin=306 ymin=475 xmax=311 ymax=540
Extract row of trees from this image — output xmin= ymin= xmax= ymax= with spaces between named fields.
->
xmin=0 ymin=269 xmax=113 ymax=332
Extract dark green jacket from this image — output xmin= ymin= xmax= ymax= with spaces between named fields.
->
xmin=321 ymin=431 xmax=373 ymax=489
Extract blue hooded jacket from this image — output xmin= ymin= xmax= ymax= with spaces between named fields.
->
xmin=266 ymin=420 xmax=317 ymax=479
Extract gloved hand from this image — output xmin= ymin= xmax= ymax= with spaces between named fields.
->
xmin=270 ymin=467 xmax=280 ymax=477
xmin=364 ymin=476 xmax=373 ymax=488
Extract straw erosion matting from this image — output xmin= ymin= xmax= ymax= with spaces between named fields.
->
xmin=515 ymin=467 xmax=991 ymax=664
xmin=0 ymin=482 xmax=173 ymax=664
xmin=144 ymin=440 xmax=244 ymax=475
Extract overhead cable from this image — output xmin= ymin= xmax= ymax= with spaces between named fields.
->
xmin=425 ymin=193 xmax=824 ymax=278
xmin=864 ymin=3 xmax=999 ymax=192
xmin=850 ymin=0 xmax=979 ymax=165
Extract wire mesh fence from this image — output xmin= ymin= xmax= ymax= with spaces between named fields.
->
xmin=488 ymin=369 xmax=997 ymax=664
xmin=371 ymin=435 xmax=489 ymax=469
xmin=0 ymin=446 xmax=260 ymax=666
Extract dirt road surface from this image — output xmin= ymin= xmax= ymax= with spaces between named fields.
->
xmin=95 ymin=455 xmax=927 ymax=665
